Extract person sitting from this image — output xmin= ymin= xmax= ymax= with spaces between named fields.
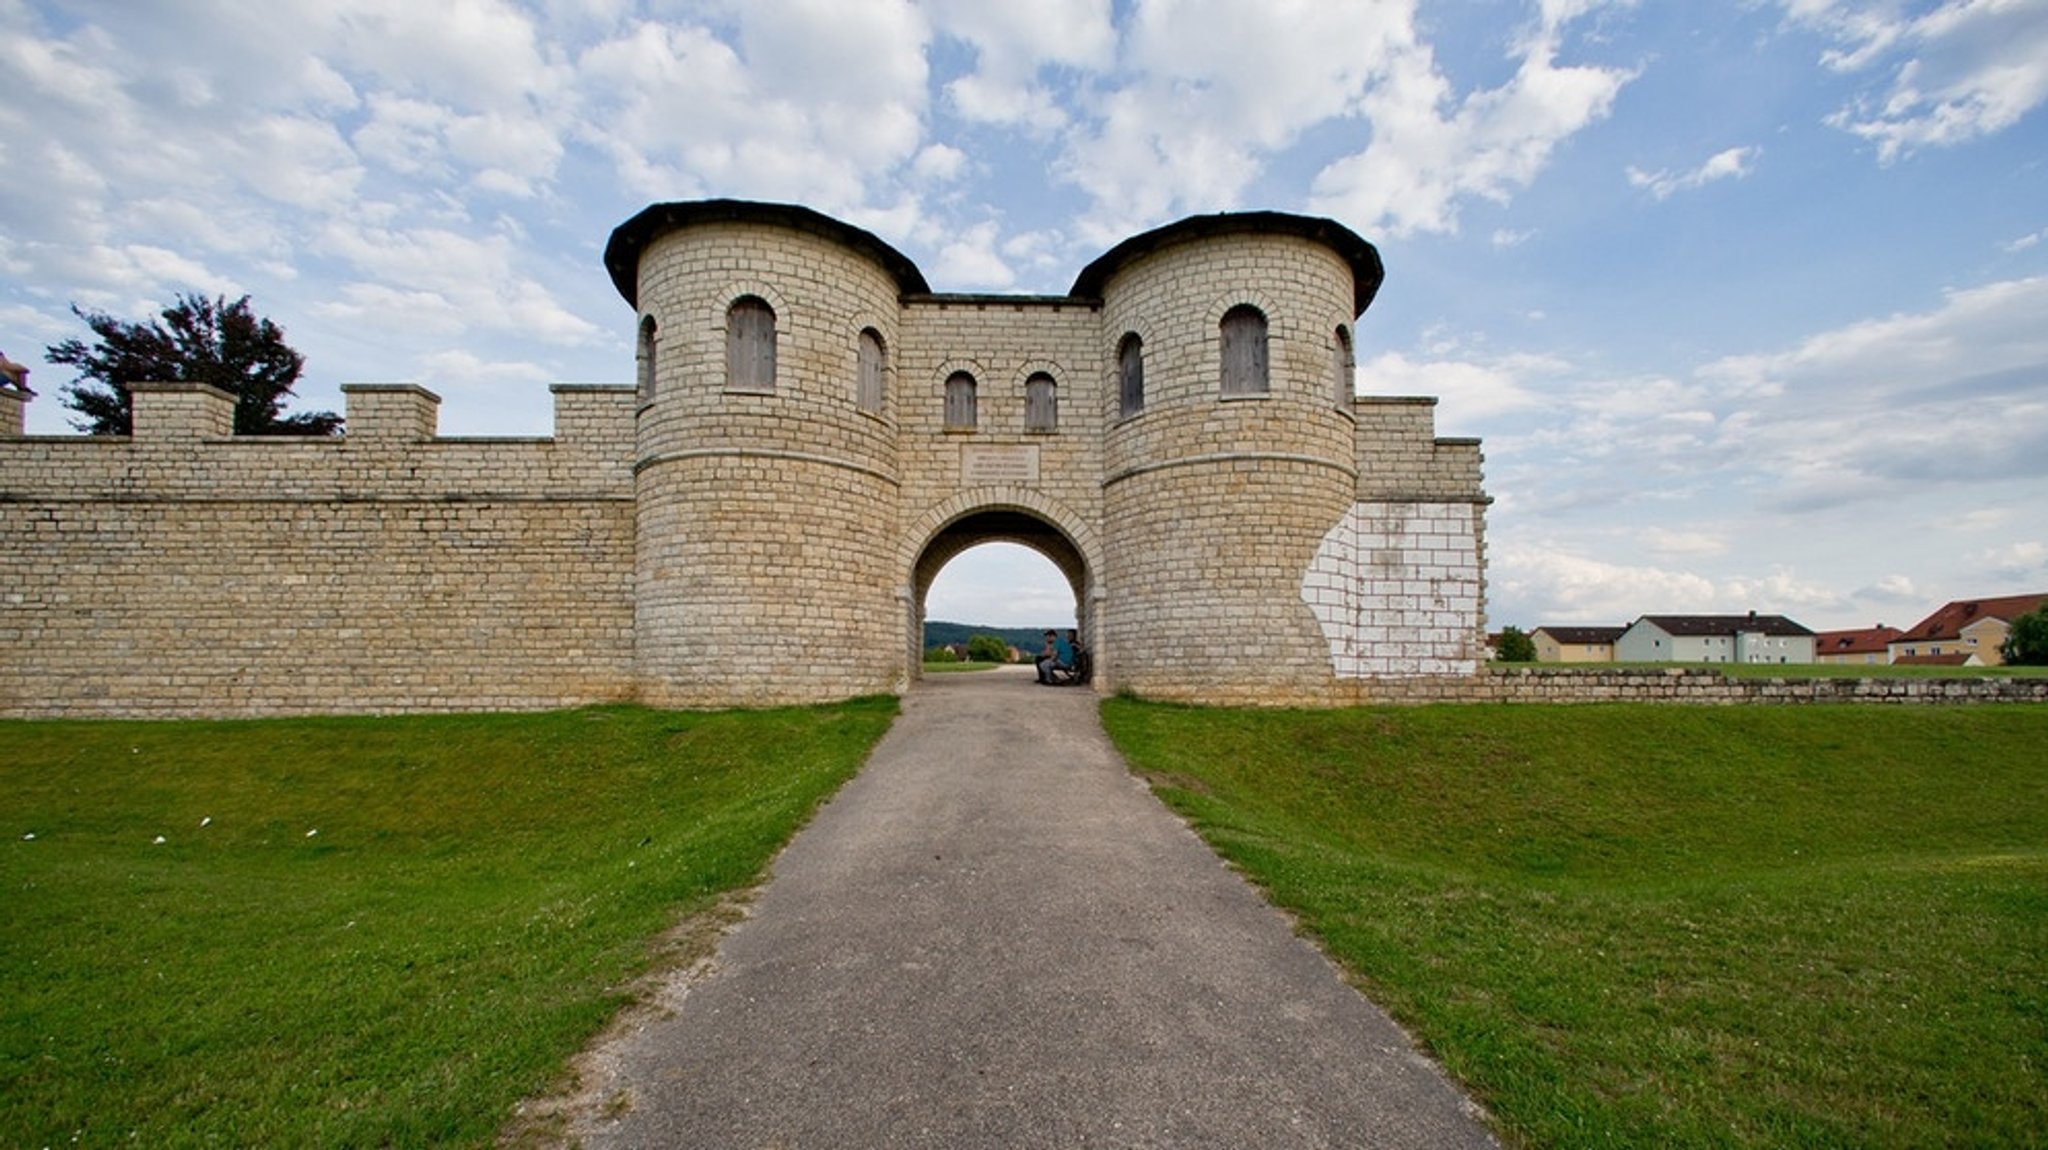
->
xmin=1049 ymin=629 xmax=1089 ymax=686
xmin=1035 ymin=629 xmax=1061 ymax=684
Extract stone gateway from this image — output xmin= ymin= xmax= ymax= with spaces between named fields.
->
xmin=0 ymin=200 xmax=1488 ymax=717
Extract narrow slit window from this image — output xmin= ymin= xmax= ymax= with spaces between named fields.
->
xmin=637 ymin=315 xmax=659 ymax=403
xmin=1332 ymin=325 xmax=1354 ymax=406
xmin=726 ymin=296 xmax=777 ymax=392
xmin=1220 ymin=305 xmax=1268 ymax=396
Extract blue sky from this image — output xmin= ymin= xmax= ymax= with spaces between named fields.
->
xmin=3 ymin=0 xmax=2045 ymax=633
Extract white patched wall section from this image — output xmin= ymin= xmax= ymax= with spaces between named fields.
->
xmin=0 ymin=200 xmax=1489 ymax=717
xmin=1303 ymin=502 xmax=1483 ymax=678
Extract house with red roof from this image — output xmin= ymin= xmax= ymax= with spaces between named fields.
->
xmin=1889 ymin=593 xmax=2048 ymax=667
xmin=1811 ymin=624 xmax=1903 ymax=665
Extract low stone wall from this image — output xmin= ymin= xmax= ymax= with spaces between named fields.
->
xmin=1358 ymin=667 xmax=2048 ymax=705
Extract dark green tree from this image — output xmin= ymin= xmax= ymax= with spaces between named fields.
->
xmin=47 ymin=293 xmax=342 ymax=436
xmin=966 ymin=633 xmax=1010 ymax=664
xmin=1495 ymin=625 xmax=1537 ymax=663
xmin=2001 ymin=605 xmax=2048 ymax=666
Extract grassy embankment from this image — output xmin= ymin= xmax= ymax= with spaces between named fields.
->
xmin=0 ymin=701 xmax=895 ymax=1147
xmin=1102 ymin=700 xmax=2048 ymax=1148
xmin=920 ymin=659 xmax=1007 ymax=673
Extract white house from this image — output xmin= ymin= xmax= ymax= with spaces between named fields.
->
xmin=1615 ymin=613 xmax=1816 ymax=665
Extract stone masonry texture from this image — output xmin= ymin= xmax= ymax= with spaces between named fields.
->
xmin=0 ymin=201 xmax=1499 ymax=716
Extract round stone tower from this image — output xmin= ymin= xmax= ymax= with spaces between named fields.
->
xmin=1075 ymin=214 xmax=1384 ymax=703
xmin=604 ymin=201 xmax=928 ymax=705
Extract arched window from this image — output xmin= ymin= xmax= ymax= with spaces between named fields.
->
xmin=636 ymin=315 xmax=659 ymax=403
xmin=1024 ymin=372 xmax=1057 ymax=432
xmin=1118 ymin=333 xmax=1144 ymax=418
xmin=944 ymin=371 xmax=977 ymax=429
xmin=857 ymin=328 xmax=886 ymax=415
xmin=726 ymin=296 xmax=776 ymax=392
xmin=1220 ymin=305 xmax=1269 ymax=397
xmin=1332 ymin=325 xmax=1355 ymax=407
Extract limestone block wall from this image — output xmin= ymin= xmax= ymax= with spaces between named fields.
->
xmin=0 ymin=383 xmax=638 ymax=717
xmin=2 ymin=199 xmax=1502 ymax=716
xmin=628 ymin=215 xmax=909 ymax=706
xmin=1097 ymin=232 xmax=1377 ymax=703
xmin=893 ymin=297 xmax=1107 ymax=666
xmin=894 ymin=299 xmax=1104 ymax=519
xmin=0 ymin=385 xmax=28 ymax=437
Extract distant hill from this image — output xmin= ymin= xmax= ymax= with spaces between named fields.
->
xmin=923 ymin=621 xmax=1059 ymax=656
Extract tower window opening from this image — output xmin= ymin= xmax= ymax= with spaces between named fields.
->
xmin=944 ymin=371 xmax=977 ymax=429
xmin=1333 ymin=325 xmax=1354 ymax=407
xmin=1220 ymin=305 xmax=1268 ymax=397
xmin=1118 ymin=333 xmax=1144 ymax=418
xmin=857 ymin=328 xmax=886 ymax=414
xmin=1025 ymin=372 xmax=1057 ymax=432
xmin=726 ymin=296 xmax=777 ymax=392
xmin=637 ymin=315 xmax=659 ymax=403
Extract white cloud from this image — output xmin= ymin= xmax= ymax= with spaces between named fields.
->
xmin=927 ymin=0 xmax=1114 ymax=131
xmin=1642 ymin=526 xmax=1729 ymax=558
xmin=1699 ymin=275 xmax=2048 ymax=400
xmin=1787 ymin=0 xmax=2048 ymax=161
xmin=324 ymin=0 xmax=569 ymax=113
xmin=1057 ymin=0 xmax=1414 ymax=238
xmin=924 ymin=542 xmax=1078 ymax=627
xmin=1970 ymin=539 xmax=2048 ymax=582
xmin=1959 ymin=508 xmax=2012 ymax=531
xmin=1489 ymin=542 xmax=1716 ymax=623
xmin=931 ymin=222 xmax=1017 ymax=289
xmin=1309 ymin=3 xmax=1635 ymax=236
xmin=911 ymin=143 xmax=970 ymax=183
xmin=1634 ymin=275 xmax=2048 ymax=511
xmin=576 ymin=6 xmax=929 ymax=210
xmin=312 ymin=220 xmax=602 ymax=345
xmin=238 ymin=115 xmax=367 ymax=211
xmin=1359 ymin=350 xmax=1551 ymax=423
xmin=407 ymin=349 xmax=558 ymax=435
xmin=1488 ymin=536 xmax=1883 ymax=626
xmin=1856 ymin=574 xmax=1923 ymax=606
xmin=315 ymin=282 xmax=466 ymax=337
xmin=2005 ymin=227 xmax=2048 ymax=252
xmin=1626 ymin=145 xmax=1760 ymax=200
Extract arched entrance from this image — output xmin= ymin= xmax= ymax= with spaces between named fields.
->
xmin=902 ymin=496 xmax=1103 ymax=688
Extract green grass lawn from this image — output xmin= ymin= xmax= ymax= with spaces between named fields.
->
xmin=920 ymin=660 xmax=1008 ymax=673
xmin=0 ymin=701 xmax=895 ymax=1148
xmin=1101 ymin=701 xmax=2048 ymax=1149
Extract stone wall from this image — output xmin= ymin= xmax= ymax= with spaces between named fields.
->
xmin=1096 ymin=230 xmax=1368 ymax=702
xmin=0 ymin=383 xmax=638 ymax=717
xmin=1356 ymin=667 xmax=2048 ymax=705
xmin=1 ymin=200 xmax=1501 ymax=717
xmin=630 ymin=219 xmax=909 ymax=706
xmin=1304 ymin=500 xmax=1483 ymax=678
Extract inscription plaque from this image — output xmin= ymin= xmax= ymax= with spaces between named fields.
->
xmin=961 ymin=444 xmax=1041 ymax=484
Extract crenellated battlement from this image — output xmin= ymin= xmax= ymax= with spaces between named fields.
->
xmin=0 ymin=384 xmax=637 ymax=500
